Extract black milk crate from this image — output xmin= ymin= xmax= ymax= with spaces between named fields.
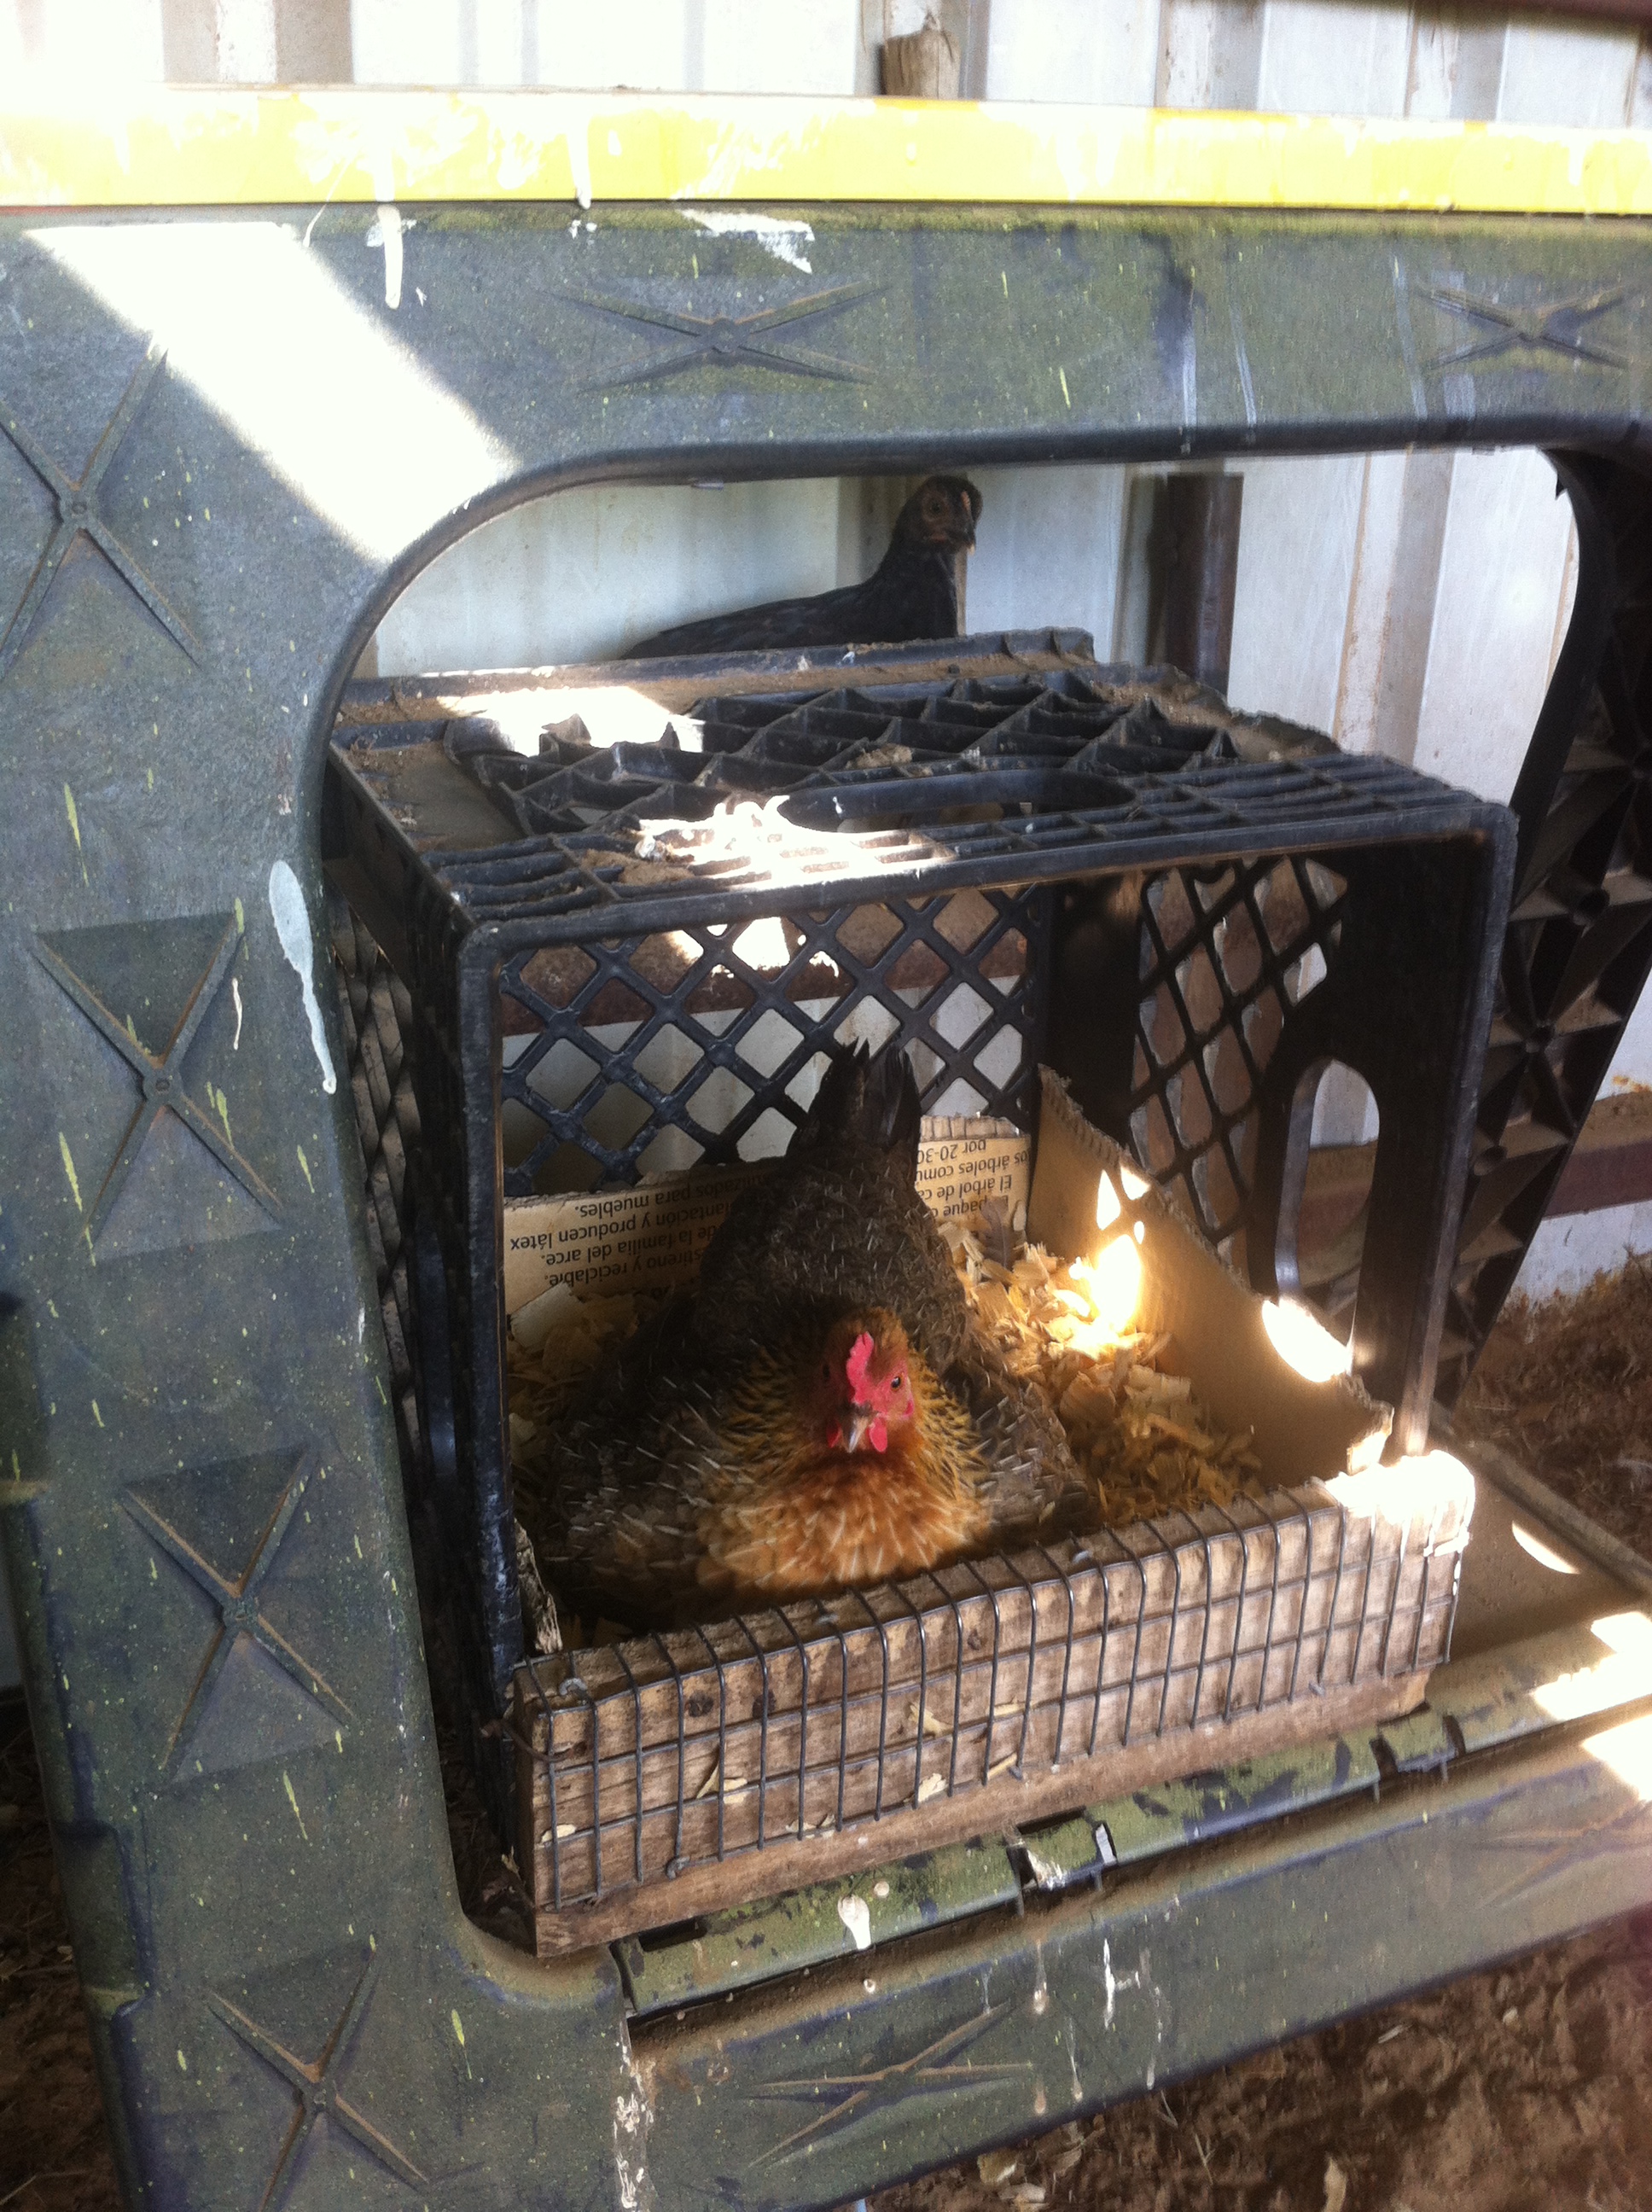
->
xmin=323 ymin=632 xmax=1514 ymax=1835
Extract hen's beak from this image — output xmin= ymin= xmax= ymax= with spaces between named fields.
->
xmin=845 ymin=1406 xmax=877 ymax=1453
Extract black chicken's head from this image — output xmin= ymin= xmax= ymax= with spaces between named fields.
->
xmin=894 ymin=474 xmax=982 ymax=554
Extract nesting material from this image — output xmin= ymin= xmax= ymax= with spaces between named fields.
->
xmin=504 ymin=1210 xmax=1267 ymax=1569
xmin=942 ymin=1200 xmax=1265 ymax=1528
xmin=509 ymin=1287 xmax=660 ymax=1449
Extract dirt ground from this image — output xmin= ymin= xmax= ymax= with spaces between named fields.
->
xmin=3 ymin=1260 xmax=1650 ymax=2211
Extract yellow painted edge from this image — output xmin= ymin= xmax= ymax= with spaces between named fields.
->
xmin=1 ymin=90 xmax=1651 ymax=215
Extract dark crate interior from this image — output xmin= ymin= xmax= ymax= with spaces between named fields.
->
xmin=324 ymin=633 xmax=1513 ymax=1843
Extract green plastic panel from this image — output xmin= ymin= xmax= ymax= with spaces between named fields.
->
xmin=616 ymin=1841 xmax=1021 ymax=2018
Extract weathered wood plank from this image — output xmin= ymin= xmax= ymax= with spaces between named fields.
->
xmin=514 ymin=1514 xmax=1458 ymax=1924
xmin=524 ymin=1562 xmax=1449 ymax=1842
xmin=527 ymin=1667 xmax=1434 ymax=1954
xmin=529 ymin=1590 xmax=1451 ymax=1843
xmin=521 ymin=1501 xmax=1364 ymax=1763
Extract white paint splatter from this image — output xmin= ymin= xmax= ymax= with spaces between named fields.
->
xmin=230 ymin=975 xmax=244 ymax=1050
xmin=367 ymin=204 xmax=408 ymax=309
xmin=1021 ymin=1837 xmax=1068 ymax=1889
xmin=1227 ymin=283 xmax=1258 ymax=431
xmin=1102 ymin=1937 xmax=1146 ymax=2031
xmin=680 ymin=209 xmax=815 ymax=273
xmin=268 ymin=861 xmax=337 ymax=1095
xmin=836 ymin=1894 xmax=872 ymax=1950
xmin=569 ymin=125 xmax=593 ymax=211
xmin=614 ymin=2092 xmax=649 ymax=2209
xmin=613 ymin=2023 xmax=654 ymax=2212
xmin=301 ymin=163 xmax=348 ymax=248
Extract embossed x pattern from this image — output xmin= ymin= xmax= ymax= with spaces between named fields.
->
xmin=207 ymin=1957 xmax=427 ymax=2207
xmin=35 ymin=917 xmax=280 ymax=1242
xmin=568 ymin=280 xmax=878 ymax=387
xmin=1440 ymin=455 xmax=1652 ymax=1397
xmin=125 ymin=1449 xmax=352 ymax=1778
xmin=750 ymin=2004 xmax=1027 ymax=2168
xmin=0 ymin=341 xmax=201 ymax=678
xmin=1422 ymin=282 xmax=1643 ymax=374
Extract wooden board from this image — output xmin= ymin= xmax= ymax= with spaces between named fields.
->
xmin=1301 ymin=1090 xmax=1652 ymax=1230
xmin=515 ymin=1487 xmax=1461 ymax=1951
xmin=525 ymin=1666 xmax=1432 ymax=1956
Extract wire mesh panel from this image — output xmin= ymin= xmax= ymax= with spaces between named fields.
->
xmin=511 ymin=1488 xmax=1466 ymax=1953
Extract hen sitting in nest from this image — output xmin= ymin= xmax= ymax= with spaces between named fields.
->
xmin=531 ymin=1042 xmax=1091 ymax=1627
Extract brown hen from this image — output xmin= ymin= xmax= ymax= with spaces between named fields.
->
xmin=532 ymin=1044 xmax=1092 ymax=1627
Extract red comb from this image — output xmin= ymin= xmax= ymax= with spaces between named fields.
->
xmin=845 ymin=1330 xmax=875 ymax=1399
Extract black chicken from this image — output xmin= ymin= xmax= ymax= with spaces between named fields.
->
xmin=623 ymin=475 xmax=982 ymax=660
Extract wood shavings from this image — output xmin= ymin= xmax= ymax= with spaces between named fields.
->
xmin=1455 ymin=1254 xmax=1652 ymax=1555
xmin=947 ymin=1208 xmax=1265 ymax=1527
xmin=507 ymin=1289 xmax=666 ymax=1521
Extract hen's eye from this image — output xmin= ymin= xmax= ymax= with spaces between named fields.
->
xmin=890 ymin=1375 xmax=904 ymax=1390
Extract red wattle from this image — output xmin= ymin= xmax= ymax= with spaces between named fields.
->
xmin=870 ymin=1417 xmax=888 ymax=1452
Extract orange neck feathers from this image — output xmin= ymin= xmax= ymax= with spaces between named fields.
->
xmin=693 ymin=1310 xmax=988 ymax=1603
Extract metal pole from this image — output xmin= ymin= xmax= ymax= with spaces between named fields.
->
xmin=1161 ymin=472 xmax=1245 ymax=696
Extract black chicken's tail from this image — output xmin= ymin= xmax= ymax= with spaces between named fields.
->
xmin=800 ymin=1041 xmax=922 ymax=1176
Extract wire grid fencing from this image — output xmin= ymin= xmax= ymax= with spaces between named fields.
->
xmin=513 ymin=1492 xmax=1463 ymax=1917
